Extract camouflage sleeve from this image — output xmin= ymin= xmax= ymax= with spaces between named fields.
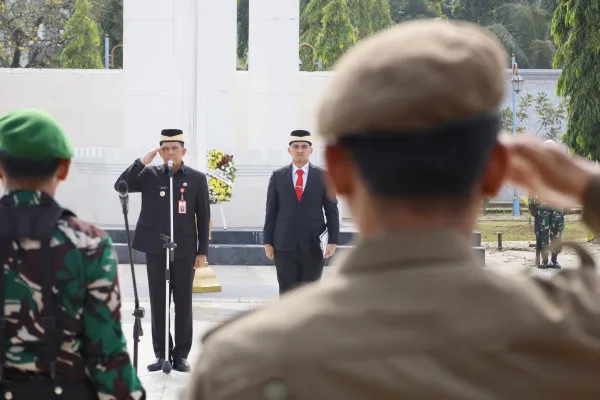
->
xmin=82 ymin=235 xmax=145 ymax=400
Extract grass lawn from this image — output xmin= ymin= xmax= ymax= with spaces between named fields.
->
xmin=476 ymin=220 xmax=591 ymax=242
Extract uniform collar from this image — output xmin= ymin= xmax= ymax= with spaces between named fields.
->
xmin=338 ymin=229 xmax=480 ymax=274
xmin=0 ymin=189 xmax=58 ymax=208
xmin=161 ymin=161 xmax=188 ymax=175
xmin=292 ymin=162 xmax=310 ymax=173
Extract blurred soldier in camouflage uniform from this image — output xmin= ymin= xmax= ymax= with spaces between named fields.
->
xmin=0 ymin=109 xmax=145 ymax=399
xmin=528 ymin=140 xmax=565 ymax=269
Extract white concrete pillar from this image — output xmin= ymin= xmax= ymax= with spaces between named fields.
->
xmin=248 ymin=0 xmax=301 ymax=159
xmin=178 ymin=0 xmax=200 ymax=168
xmin=122 ymin=0 xmax=192 ymax=153
xmin=195 ymin=0 xmax=238 ymax=170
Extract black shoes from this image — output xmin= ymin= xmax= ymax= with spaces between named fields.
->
xmin=538 ymin=260 xmax=561 ymax=269
xmin=147 ymin=358 xmax=165 ymax=372
xmin=147 ymin=357 xmax=190 ymax=372
xmin=173 ymin=358 xmax=190 ymax=372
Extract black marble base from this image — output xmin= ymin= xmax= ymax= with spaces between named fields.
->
xmin=109 ymin=228 xmax=484 ymax=266
xmin=113 ymin=243 xmax=340 ymax=266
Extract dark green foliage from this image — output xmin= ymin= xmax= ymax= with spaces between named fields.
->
xmin=552 ymin=0 xmax=600 ymax=159
xmin=60 ymin=0 xmax=103 ymax=69
xmin=93 ymin=0 xmax=123 ymax=68
xmin=501 ymin=93 xmax=567 ymax=140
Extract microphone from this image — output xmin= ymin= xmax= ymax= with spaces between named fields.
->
xmin=167 ymin=160 xmax=174 ymax=170
xmin=117 ymin=180 xmax=129 ymax=211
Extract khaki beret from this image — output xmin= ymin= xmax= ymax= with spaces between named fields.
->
xmin=317 ymin=19 xmax=507 ymax=142
xmin=0 ymin=109 xmax=74 ymax=161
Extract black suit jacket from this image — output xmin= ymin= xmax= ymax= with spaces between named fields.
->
xmin=263 ymin=163 xmax=339 ymax=252
xmin=114 ymin=159 xmax=210 ymax=259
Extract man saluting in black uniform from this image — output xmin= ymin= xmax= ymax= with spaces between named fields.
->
xmin=115 ymin=129 xmax=210 ymax=373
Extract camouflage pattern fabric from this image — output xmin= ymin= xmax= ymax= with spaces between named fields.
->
xmin=0 ymin=190 xmax=145 ymax=400
xmin=529 ymin=196 xmax=565 ymax=250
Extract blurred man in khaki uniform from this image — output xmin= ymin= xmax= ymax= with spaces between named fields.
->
xmin=184 ymin=20 xmax=600 ymax=399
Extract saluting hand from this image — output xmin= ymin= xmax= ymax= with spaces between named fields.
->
xmin=500 ymin=134 xmax=599 ymax=209
xmin=140 ymin=147 xmax=161 ymax=165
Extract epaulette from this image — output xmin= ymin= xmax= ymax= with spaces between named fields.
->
xmin=201 ymin=307 xmax=262 ymax=343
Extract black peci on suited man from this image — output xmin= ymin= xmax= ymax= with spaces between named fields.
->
xmin=263 ymin=130 xmax=340 ymax=294
xmin=114 ymin=129 xmax=210 ymax=373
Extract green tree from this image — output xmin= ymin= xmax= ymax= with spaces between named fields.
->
xmin=389 ymin=0 xmax=448 ymax=23
xmin=371 ymin=0 xmax=395 ymax=32
xmin=487 ymin=0 xmax=556 ymax=69
xmin=552 ymin=0 xmax=600 ymax=160
xmin=93 ymin=0 xmax=122 ymax=69
xmin=300 ymin=0 xmax=394 ymax=71
xmin=0 ymin=0 xmax=71 ymax=68
xmin=238 ymin=0 xmax=393 ymax=72
xmin=450 ymin=0 xmax=509 ymax=24
xmin=237 ymin=0 xmax=249 ymax=70
xmin=500 ymin=92 xmax=568 ymax=141
xmin=60 ymin=0 xmax=103 ymax=69
xmin=300 ymin=0 xmax=336 ymax=71
xmin=313 ymin=0 xmax=357 ymax=70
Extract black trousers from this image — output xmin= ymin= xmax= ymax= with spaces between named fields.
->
xmin=274 ymin=248 xmax=324 ymax=294
xmin=146 ymin=254 xmax=195 ymax=360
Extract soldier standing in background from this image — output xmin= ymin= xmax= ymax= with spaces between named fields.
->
xmin=528 ymin=140 xmax=565 ymax=268
xmin=0 ymin=109 xmax=144 ymax=399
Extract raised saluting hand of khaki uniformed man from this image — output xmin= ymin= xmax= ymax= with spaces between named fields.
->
xmin=501 ymin=134 xmax=599 ymax=209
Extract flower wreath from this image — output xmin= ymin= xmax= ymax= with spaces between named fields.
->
xmin=206 ymin=149 xmax=236 ymax=205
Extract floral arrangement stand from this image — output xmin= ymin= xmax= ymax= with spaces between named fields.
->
xmin=192 ymin=219 xmax=222 ymax=293
xmin=206 ymin=149 xmax=236 ymax=230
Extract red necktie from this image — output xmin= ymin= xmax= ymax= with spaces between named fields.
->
xmin=295 ymin=169 xmax=304 ymax=201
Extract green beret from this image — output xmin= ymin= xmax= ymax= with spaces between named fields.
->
xmin=0 ymin=108 xmax=75 ymax=161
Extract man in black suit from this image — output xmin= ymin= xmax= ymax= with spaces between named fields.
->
xmin=114 ymin=129 xmax=210 ymax=372
xmin=263 ymin=129 xmax=340 ymax=294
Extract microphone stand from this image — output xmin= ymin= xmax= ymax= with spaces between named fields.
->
xmin=119 ymin=190 xmax=145 ymax=372
xmin=160 ymin=163 xmax=177 ymax=374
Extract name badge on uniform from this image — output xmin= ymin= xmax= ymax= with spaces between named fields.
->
xmin=178 ymin=199 xmax=187 ymax=214
xmin=178 ymin=187 xmax=187 ymax=214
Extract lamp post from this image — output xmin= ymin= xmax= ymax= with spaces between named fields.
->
xmin=104 ymin=35 xmax=109 ymax=69
xmin=510 ymin=53 xmax=524 ymax=216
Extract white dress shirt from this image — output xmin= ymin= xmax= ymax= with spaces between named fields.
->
xmin=292 ymin=163 xmax=309 ymax=192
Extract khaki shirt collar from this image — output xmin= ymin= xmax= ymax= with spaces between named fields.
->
xmin=339 ymin=229 xmax=480 ymax=274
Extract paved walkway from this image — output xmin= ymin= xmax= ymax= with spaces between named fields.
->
xmin=119 ymin=247 xmax=600 ymax=399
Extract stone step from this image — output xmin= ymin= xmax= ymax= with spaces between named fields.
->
xmin=110 ymin=229 xmax=484 ymax=266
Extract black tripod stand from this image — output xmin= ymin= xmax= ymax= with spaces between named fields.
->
xmin=117 ymin=181 xmax=145 ymax=371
